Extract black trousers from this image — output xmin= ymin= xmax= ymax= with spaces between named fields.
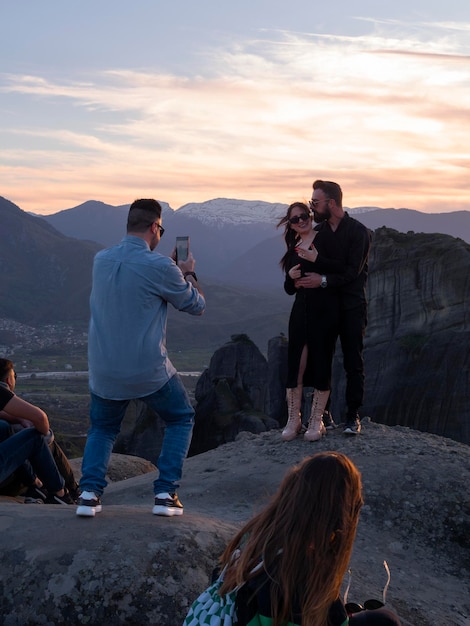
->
xmin=339 ymin=303 xmax=367 ymax=413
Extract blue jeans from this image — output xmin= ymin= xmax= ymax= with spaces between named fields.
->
xmin=0 ymin=428 xmax=64 ymax=493
xmin=80 ymin=374 xmax=194 ymax=497
xmin=0 ymin=420 xmax=34 ymax=489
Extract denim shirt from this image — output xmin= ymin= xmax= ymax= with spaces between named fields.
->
xmin=88 ymin=235 xmax=205 ymax=399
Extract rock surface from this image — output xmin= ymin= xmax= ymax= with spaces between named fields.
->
xmin=0 ymin=420 xmax=469 ymax=625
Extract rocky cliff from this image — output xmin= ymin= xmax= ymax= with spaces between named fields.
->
xmin=330 ymin=227 xmax=470 ymax=444
xmin=188 ymin=224 xmax=470 ymax=446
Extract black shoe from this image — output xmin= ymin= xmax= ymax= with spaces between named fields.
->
xmin=343 ymin=415 xmax=361 ymax=435
xmin=45 ymin=489 xmax=75 ymax=505
xmin=322 ymin=410 xmax=337 ymax=430
xmin=152 ymin=492 xmax=184 ymax=517
xmin=23 ymin=486 xmax=47 ymax=503
xmin=76 ymin=491 xmax=102 ymax=517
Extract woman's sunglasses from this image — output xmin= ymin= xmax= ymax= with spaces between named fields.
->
xmin=288 ymin=213 xmax=310 ymax=225
xmin=343 ymin=560 xmax=391 ymax=615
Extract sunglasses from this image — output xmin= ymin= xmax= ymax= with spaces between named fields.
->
xmin=309 ymin=198 xmax=330 ymax=208
xmin=344 ymin=561 xmax=391 ymax=616
xmin=288 ymin=213 xmax=311 ymax=225
xmin=149 ymin=222 xmax=165 ymax=236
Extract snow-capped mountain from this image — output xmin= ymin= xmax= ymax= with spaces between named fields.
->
xmin=32 ymin=197 xmax=470 ymax=289
xmin=173 ymin=198 xmax=381 ymax=227
xmin=174 ymin=198 xmax=288 ymax=227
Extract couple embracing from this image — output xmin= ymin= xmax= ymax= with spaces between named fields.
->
xmin=278 ymin=180 xmax=371 ymax=442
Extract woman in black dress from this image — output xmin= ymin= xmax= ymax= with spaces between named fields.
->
xmin=278 ymin=202 xmax=344 ymax=441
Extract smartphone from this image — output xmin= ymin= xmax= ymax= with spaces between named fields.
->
xmin=176 ymin=236 xmax=190 ymax=263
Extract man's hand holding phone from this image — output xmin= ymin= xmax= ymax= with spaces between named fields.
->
xmin=172 ymin=235 xmax=204 ymax=298
xmin=173 ymin=236 xmax=194 ymax=274
xmin=175 ymin=236 xmax=189 ymax=263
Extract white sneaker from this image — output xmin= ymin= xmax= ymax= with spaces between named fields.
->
xmin=152 ymin=492 xmax=184 ymax=516
xmin=76 ymin=491 xmax=102 ymax=517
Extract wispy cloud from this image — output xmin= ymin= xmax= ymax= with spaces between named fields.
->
xmin=1 ymin=18 xmax=469 ymax=213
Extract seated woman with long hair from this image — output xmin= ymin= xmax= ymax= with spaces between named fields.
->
xmin=217 ymin=452 xmax=401 ymax=626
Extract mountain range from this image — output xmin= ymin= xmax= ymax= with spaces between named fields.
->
xmin=38 ymin=198 xmax=470 ymax=288
xmin=0 ymin=197 xmax=100 ymax=323
xmin=0 ymin=196 xmax=292 ymax=355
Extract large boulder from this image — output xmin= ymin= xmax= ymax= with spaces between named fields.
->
xmin=0 ymin=504 xmax=236 ymax=626
xmin=266 ymin=334 xmax=288 ymax=423
xmin=113 ymin=400 xmax=165 ymax=464
xmin=189 ymin=334 xmax=278 ymax=455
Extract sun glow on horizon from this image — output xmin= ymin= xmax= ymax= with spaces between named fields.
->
xmin=1 ymin=17 xmax=469 ymax=215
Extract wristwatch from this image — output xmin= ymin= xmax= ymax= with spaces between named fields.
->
xmin=184 ymin=271 xmax=198 ymax=282
xmin=320 ymin=275 xmax=327 ymax=288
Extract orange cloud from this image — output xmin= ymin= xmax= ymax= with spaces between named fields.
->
xmin=1 ymin=22 xmax=469 ymax=214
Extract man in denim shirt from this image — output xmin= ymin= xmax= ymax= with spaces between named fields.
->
xmin=77 ymin=199 xmax=205 ymax=518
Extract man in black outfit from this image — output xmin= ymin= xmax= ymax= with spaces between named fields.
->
xmin=295 ymin=180 xmax=371 ymax=434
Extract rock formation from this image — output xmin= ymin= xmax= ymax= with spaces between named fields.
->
xmin=330 ymin=227 xmax=470 ymax=444
xmin=113 ymin=335 xmax=282 ymax=461
xmin=190 ymin=334 xmax=278 ymax=455
xmin=113 ymin=400 xmax=166 ymax=462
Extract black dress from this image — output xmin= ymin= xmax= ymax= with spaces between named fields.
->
xmin=284 ymin=243 xmax=344 ymax=390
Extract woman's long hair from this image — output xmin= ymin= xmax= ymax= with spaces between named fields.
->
xmin=277 ymin=202 xmax=312 ymax=272
xmin=218 ymin=452 xmax=364 ymax=626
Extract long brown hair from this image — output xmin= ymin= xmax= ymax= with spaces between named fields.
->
xmin=277 ymin=202 xmax=312 ymax=272
xmin=0 ymin=358 xmax=14 ymax=382
xmin=218 ymin=452 xmax=363 ymax=626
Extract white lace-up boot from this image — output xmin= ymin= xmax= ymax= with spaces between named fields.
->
xmin=281 ymin=386 xmax=303 ymax=441
xmin=304 ymin=389 xmax=330 ymax=441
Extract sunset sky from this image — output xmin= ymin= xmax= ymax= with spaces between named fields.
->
xmin=1 ymin=1 xmax=469 ymax=215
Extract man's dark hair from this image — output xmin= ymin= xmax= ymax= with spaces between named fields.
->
xmin=127 ymin=199 xmax=162 ymax=233
xmin=0 ymin=358 xmax=14 ymax=382
xmin=313 ymin=180 xmax=343 ymax=207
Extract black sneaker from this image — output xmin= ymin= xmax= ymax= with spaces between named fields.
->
xmin=23 ymin=486 xmax=47 ymax=503
xmin=76 ymin=491 xmax=102 ymax=517
xmin=322 ymin=410 xmax=337 ymax=430
xmin=152 ymin=492 xmax=183 ymax=517
xmin=46 ymin=490 xmax=75 ymax=505
xmin=343 ymin=415 xmax=361 ymax=435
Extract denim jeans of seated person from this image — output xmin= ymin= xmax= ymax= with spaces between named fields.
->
xmin=0 ymin=428 xmax=64 ymax=493
xmin=80 ymin=374 xmax=194 ymax=498
xmin=0 ymin=420 xmax=14 ymax=442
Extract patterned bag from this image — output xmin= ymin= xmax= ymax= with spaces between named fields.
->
xmin=183 ymin=551 xmax=264 ymax=626
xmin=183 ymin=565 xmax=239 ymax=626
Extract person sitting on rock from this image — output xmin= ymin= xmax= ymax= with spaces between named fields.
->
xmin=0 ymin=358 xmax=74 ymax=504
xmin=212 ymin=452 xmax=401 ymax=625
